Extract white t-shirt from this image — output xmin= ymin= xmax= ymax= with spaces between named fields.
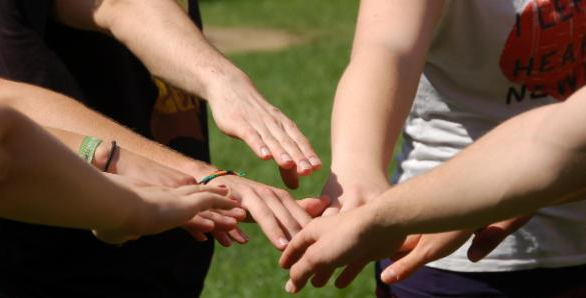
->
xmin=394 ymin=0 xmax=586 ymax=272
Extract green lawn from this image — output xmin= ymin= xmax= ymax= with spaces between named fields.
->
xmin=200 ymin=1 xmax=380 ymax=297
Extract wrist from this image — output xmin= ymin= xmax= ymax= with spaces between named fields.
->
xmin=329 ymin=163 xmax=388 ymax=184
xmin=362 ymin=199 xmax=407 ymax=239
xmin=92 ymin=139 xmax=114 ymax=171
xmin=200 ymin=66 xmax=251 ymax=101
xmin=181 ymin=160 xmax=217 ymax=179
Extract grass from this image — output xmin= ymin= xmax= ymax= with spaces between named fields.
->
xmin=199 ymin=1 xmax=387 ymax=297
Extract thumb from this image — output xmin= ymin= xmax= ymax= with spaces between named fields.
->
xmin=380 ymin=250 xmax=427 ymax=285
xmin=297 ymin=196 xmax=331 ymax=217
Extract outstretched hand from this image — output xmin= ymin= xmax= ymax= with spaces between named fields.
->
xmin=94 ymin=177 xmax=241 ymax=245
xmin=279 ymin=206 xmax=405 ymax=294
xmin=209 ymin=175 xmax=330 ymax=250
xmin=206 ymin=76 xmax=321 ymax=189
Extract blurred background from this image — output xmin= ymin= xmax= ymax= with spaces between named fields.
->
xmin=199 ymin=0 xmax=380 ymax=297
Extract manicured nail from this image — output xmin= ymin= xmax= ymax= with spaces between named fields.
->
xmin=309 ymin=157 xmax=321 ymax=167
xmin=300 ymin=161 xmax=312 ymax=171
xmin=279 ymin=237 xmax=289 ymax=248
xmin=261 ymin=147 xmax=271 ymax=158
xmin=381 ymin=268 xmax=398 ymax=284
xmin=285 ymin=280 xmax=295 ymax=294
xmin=281 ymin=153 xmax=293 ymax=163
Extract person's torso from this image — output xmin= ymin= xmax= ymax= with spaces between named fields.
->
xmin=395 ymin=0 xmax=586 ymax=272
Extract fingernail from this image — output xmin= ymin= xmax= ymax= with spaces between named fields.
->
xmin=300 ymin=161 xmax=312 ymax=171
xmin=279 ymin=237 xmax=289 ymax=248
xmin=309 ymin=157 xmax=321 ymax=167
xmin=261 ymin=147 xmax=271 ymax=158
xmin=381 ymin=268 xmax=398 ymax=284
xmin=281 ymin=153 xmax=293 ymax=163
xmin=285 ymin=280 xmax=295 ymax=294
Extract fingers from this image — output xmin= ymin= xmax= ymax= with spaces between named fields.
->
xmin=260 ymin=189 xmax=303 ymax=239
xmin=296 ymin=196 xmax=331 ymax=218
xmin=227 ymin=227 xmax=249 ymax=244
xmin=335 ymin=261 xmax=368 ymax=288
xmin=468 ymin=216 xmax=531 ymax=262
xmin=279 ymin=167 xmax=299 ymax=189
xmin=264 ymin=119 xmax=313 ymax=176
xmin=279 ymin=228 xmax=315 ymax=269
xmin=244 ymin=190 xmax=290 ymax=250
xmin=197 ymin=211 xmax=237 ymax=231
xmin=184 ymin=192 xmax=239 ymax=213
xmin=380 ymin=249 xmax=426 ymax=285
xmin=321 ymin=206 xmax=340 ymax=217
xmin=286 ymin=246 xmax=333 ymax=294
xmin=182 ymin=214 xmax=215 ymax=232
xmin=240 ymin=128 xmax=272 ymax=160
xmin=310 ymin=268 xmax=336 ymax=288
xmin=281 ymin=119 xmax=320 ymax=169
xmin=216 ymin=207 xmax=248 ymax=222
xmin=244 ymin=110 xmax=320 ymax=177
xmin=211 ymin=231 xmax=233 ymax=247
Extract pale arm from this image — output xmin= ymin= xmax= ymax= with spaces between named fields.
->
xmin=280 ymin=86 xmax=586 ymax=291
xmin=0 ymin=79 xmax=327 ymax=249
xmin=52 ymin=0 xmax=321 ymax=187
xmin=370 ymin=91 xmax=586 ymax=235
xmin=323 ymin=0 xmax=445 ymax=214
xmin=0 ymin=105 xmax=238 ymax=244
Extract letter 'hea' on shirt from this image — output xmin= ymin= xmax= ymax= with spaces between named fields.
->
xmin=500 ymin=0 xmax=586 ymax=101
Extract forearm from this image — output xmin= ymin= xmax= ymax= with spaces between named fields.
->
xmin=331 ymin=0 xmax=443 ymax=180
xmin=369 ymin=93 xmax=586 ymax=235
xmin=331 ymin=53 xmax=419 ymax=178
xmin=0 ymin=79 xmax=214 ymax=177
xmin=54 ymin=0 xmax=246 ymax=101
xmin=0 ymin=106 xmax=138 ymax=231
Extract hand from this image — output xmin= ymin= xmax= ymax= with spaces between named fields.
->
xmin=94 ymin=178 xmax=240 ymax=245
xmin=206 ymin=73 xmax=321 ymax=189
xmin=380 ymin=230 xmax=473 ymax=284
xmin=320 ymin=170 xmax=390 ymax=216
xmin=208 ymin=175 xmax=329 ymax=250
xmin=279 ymin=206 xmax=405 ymax=294
xmin=104 ymin=173 xmax=246 ymax=244
xmin=467 ymin=215 xmax=533 ymax=262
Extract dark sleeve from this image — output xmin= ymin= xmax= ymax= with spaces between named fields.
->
xmin=0 ymin=0 xmax=84 ymax=100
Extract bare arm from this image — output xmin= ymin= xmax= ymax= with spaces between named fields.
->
xmin=0 ymin=79 xmax=210 ymax=178
xmin=370 ymin=90 xmax=586 ymax=235
xmin=52 ymin=0 xmax=321 ymax=187
xmin=280 ymin=86 xmax=586 ymax=292
xmin=0 ymin=78 xmax=328 ymax=249
xmin=0 ymin=105 xmax=238 ymax=244
xmin=322 ymin=0 xmax=445 ymax=214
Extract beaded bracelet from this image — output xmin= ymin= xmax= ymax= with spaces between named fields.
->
xmin=198 ymin=169 xmax=245 ymax=185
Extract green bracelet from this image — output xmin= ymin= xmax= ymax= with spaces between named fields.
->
xmin=198 ymin=169 xmax=245 ymax=185
xmin=78 ymin=136 xmax=103 ymax=163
